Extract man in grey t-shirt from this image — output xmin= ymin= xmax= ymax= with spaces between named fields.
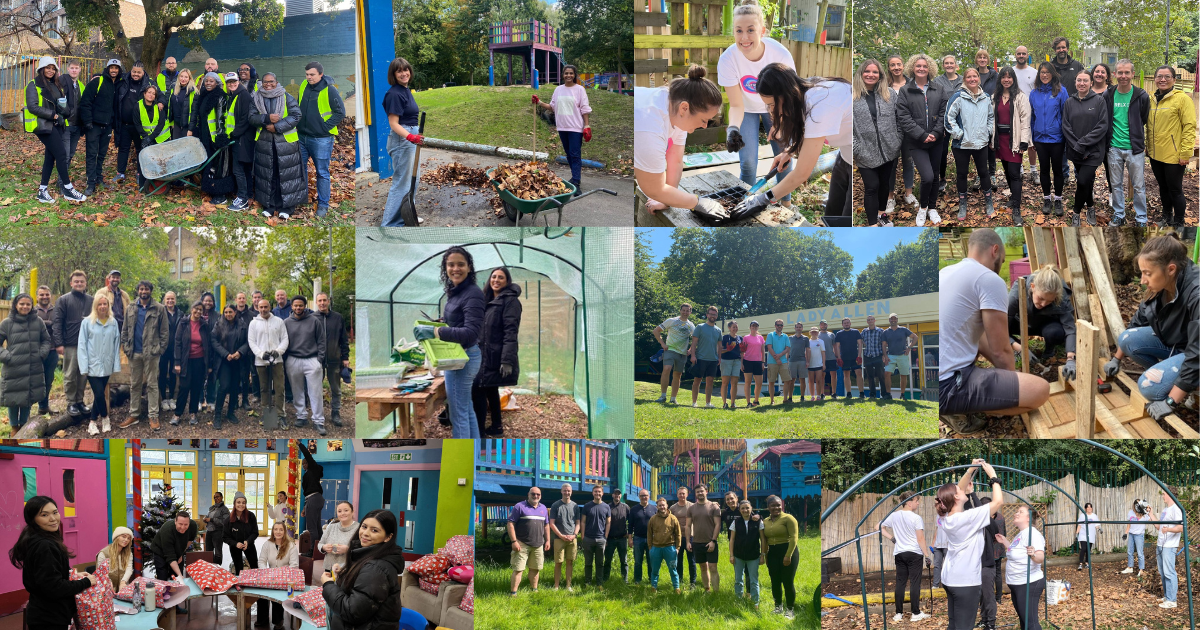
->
xmin=549 ymin=483 xmax=581 ymax=589
xmin=688 ymin=306 xmax=723 ymax=408
xmin=818 ymin=320 xmax=837 ymax=398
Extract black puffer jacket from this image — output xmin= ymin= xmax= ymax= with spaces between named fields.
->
xmin=0 ymin=308 xmax=51 ymax=407
xmin=173 ymin=317 xmax=212 ymax=378
xmin=250 ymin=91 xmax=305 ymax=210
xmin=117 ymin=71 xmax=152 ymax=126
xmin=57 ymin=73 xmax=83 ymax=128
xmin=79 ymin=68 xmax=121 ymax=128
xmin=1129 ymin=261 xmax=1199 ymax=392
xmin=322 ymin=546 xmax=405 ymax=630
xmin=25 ymin=75 xmax=66 ymax=135
xmin=475 ymin=283 xmax=522 ymax=387
xmin=21 ymin=536 xmax=90 ymax=627
xmin=168 ymin=87 xmax=196 ymax=131
xmin=210 ymin=316 xmax=250 ymax=379
xmin=895 ymin=79 xmax=948 ymax=149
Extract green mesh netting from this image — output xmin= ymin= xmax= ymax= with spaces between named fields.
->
xmin=355 ymin=227 xmax=633 ymax=437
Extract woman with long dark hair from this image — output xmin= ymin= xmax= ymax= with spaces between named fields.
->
xmin=211 ymin=303 xmax=249 ymax=428
xmin=1075 ymin=502 xmax=1100 ymax=570
xmin=472 ymin=266 xmax=522 ymax=436
xmin=884 ymin=53 xmax=914 ymax=214
xmin=936 ymin=459 xmax=1004 ymax=630
xmin=852 ymin=58 xmax=901 ymax=226
xmin=8 ymin=496 xmax=96 ymax=630
xmin=171 ymin=302 xmax=211 ymax=426
xmin=319 ymin=509 xmax=404 ymax=630
xmin=993 ymin=66 xmax=1031 ymax=225
xmin=0 ymin=293 xmax=50 ymax=432
xmin=733 ymin=63 xmax=853 ymax=225
xmin=224 ymin=491 xmax=259 ymax=574
xmin=1028 ymin=62 xmax=1068 ymax=217
xmin=413 ymin=246 xmax=484 ymax=438
xmin=380 ymin=58 xmax=422 ymax=227
xmin=199 ymin=291 xmax=217 ymax=409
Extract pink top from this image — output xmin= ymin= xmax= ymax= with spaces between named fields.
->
xmin=550 ymin=84 xmax=592 ymax=133
xmin=742 ymin=334 xmax=765 ymax=361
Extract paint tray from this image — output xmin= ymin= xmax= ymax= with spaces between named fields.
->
xmin=415 ymin=320 xmax=468 ymax=370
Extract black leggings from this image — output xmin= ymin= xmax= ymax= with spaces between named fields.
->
xmin=1002 ymin=159 xmax=1023 ymax=209
xmin=175 ymin=358 xmax=206 ymax=416
xmin=938 ymin=134 xmax=952 ymax=180
xmin=909 ymin=142 xmax=943 ymax=209
xmin=1008 ymin=312 xmax=1067 ymax=352
xmin=766 ymin=543 xmax=799 ymax=609
xmin=824 ymin=154 xmax=853 ymax=226
xmin=87 ymin=375 xmax=110 ymax=419
xmin=472 ymin=384 xmax=502 ymax=433
xmin=38 ymin=126 xmax=70 ymax=187
xmin=1071 ymin=161 xmax=1098 ymax=211
xmin=945 ymin=584 xmax=982 ymax=630
xmin=1078 ymin=539 xmax=1091 ymax=564
xmin=1034 ymin=141 xmax=1065 ymax=196
xmin=859 ymin=160 xmax=897 ymax=225
xmin=1009 ymin=578 xmax=1045 ymax=630
xmin=228 ymin=540 xmax=258 ymax=574
xmin=894 ymin=551 xmax=923 ymax=614
xmin=214 ymin=359 xmax=242 ymax=415
xmin=953 ymin=147 xmax=992 ymax=195
xmin=1149 ymin=158 xmax=1188 ymax=223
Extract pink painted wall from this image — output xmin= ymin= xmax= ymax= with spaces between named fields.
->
xmin=0 ymin=454 xmax=111 ymax=597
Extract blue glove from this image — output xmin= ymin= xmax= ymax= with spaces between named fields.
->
xmin=1062 ymin=359 xmax=1076 ymax=381
xmin=1147 ymin=399 xmax=1174 ymax=421
xmin=413 ymin=325 xmax=436 ymax=341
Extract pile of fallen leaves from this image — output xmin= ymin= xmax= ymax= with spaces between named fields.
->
xmin=420 ymin=162 xmax=490 ymax=188
xmin=490 ymin=161 xmax=569 ymax=200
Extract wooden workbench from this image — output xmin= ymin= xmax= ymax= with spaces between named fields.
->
xmin=635 ymin=170 xmax=801 ymax=227
xmin=356 ymin=377 xmax=445 ymax=438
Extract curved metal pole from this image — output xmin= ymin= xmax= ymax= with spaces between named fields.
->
xmin=822 ymin=439 xmax=955 ymax=523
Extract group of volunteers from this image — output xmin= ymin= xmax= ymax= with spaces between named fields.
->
xmin=9 ymin=489 xmax=410 ymax=630
xmin=651 ymin=303 xmax=920 ymax=408
xmin=634 ymin=0 xmax=853 ymax=225
xmin=24 ymin=55 xmax=345 ymax=219
xmin=506 ymin=484 xmax=804 ymax=618
xmin=0 ymin=270 xmax=352 ymax=435
xmin=411 ymin=246 xmax=525 ymax=439
xmin=938 ymin=229 xmax=1197 ymax=435
xmin=853 ymin=37 xmax=1196 ymax=227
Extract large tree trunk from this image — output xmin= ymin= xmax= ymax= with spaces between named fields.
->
xmin=140 ymin=23 xmax=169 ymax=76
xmin=1106 ymin=226 xmax=1146 ymax=285
xmin=103 ymin=9 xmax=133 ymax=69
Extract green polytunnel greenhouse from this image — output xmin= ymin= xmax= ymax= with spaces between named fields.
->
xmin=355 ymin=227 xmax=634 ymax=437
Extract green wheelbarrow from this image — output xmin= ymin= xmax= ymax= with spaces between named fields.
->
xmin=138 ymin=136 xmax=237 ymax=196
xmin=485 ymin=166 xmax=617 ymax=226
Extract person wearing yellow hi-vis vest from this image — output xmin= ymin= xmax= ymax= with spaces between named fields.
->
xmin=297 ymin=61 xmax=346 ymax=217
xmin=56 ymin=60 xmax=87 ymax=165
xmin=223 ymin=72 xmax=255 ymax=212
xmin=25 ymin=56 xmax=87 ymax=204
xmin=155 ymin=57 xmax=179 ymax=97
xmin=191 ymin=71 xmax=236 ymax=204
xmin=250 ymin=72 xmax=304 ymax=220
xmin=132 ymin=84 xmax=169 ymax=189
xmin=167 ymin=68 xmax=197 ymax=140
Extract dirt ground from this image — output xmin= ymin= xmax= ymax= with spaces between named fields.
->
xmin=856 ymin=159 xmax=1200 ymax=227
xmin=396 ymin=392 xmax=587 ymax=438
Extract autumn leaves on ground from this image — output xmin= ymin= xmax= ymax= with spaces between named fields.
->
xmin=0 ymin=118 xmax=357 ymax=226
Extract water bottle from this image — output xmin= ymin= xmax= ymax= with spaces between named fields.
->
xmin=132 ymin=581 xmax=143 ymax=610
xmin=145 ymin=583 xmax=157 ymax=612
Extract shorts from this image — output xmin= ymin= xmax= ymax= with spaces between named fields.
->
xmin=511 ymin=541 xmax=545 ymax=572
xmin=690 ymin=359 xmax=719 ymax=378
xmin=826 ymin=358 xmax=840 ymax=373
xmin=720 ymin=358 xmax=742 ymax=377
xmin=663 ymin=350 xmax=687 ymax=371
xmin=553 ymin=536 xmax=578 ymax=563
xmin=938 ymin=364 xmax=1021 ymax=415
xmin=742 ymin=360 xmax=763 ymax=376
xmin=766 ymin=362 xmax=787 ymax=384
xmin=886 ymin=352 xmax=912 ymax=374
xmin=788 ymin=362 xmax=808 ymax=380
xmin=693 ymin=539 xmax=719 ymax=564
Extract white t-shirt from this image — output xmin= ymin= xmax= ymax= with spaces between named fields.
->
xmin=1013 ymin=65 xmax=1038 ymax=95
xmin=1158 ymin=504 xmax=1183 ymax=548
xmin=717 ymin=37 xmax=796 ymax=113
xmin=882 ymin=510 xmax=925 ymax=556
xmin=634 ymin=87 xmax=690 ymax=174
xmin=803 ymin=81 xmax=854 ymax=158
xmin=934 ymin=516 xmax=948 ymax=548
xmin=940 ymin=504 xmax=993 ymax=587
xmin=938 ymin=258 xmax=1009 ymax=377
xmin=807 ymin=339 xmax=824 ymax=368
xmin=1004 ymin=526 xmax=1045 ymax=585
xmin=1128 ymin=510 xmax=1150 ymax=536
xmin=1076 ymin=513 xmax=1100 ymax=543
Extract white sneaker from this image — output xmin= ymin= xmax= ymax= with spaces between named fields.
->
xmin=101 ymin=417 xmax=111 ymax=433
xmin=691 ymin=401 xmax=698 ymax=407
xmin=705 ymin=403 xmax=716 ymax=408
xmin=783 ymin=608 xmax=795 ymax=620
xmin=1160 ymin=601 xmax=1177 ymax=609
xmin=1138 ymin=570 xmax=1145 ymax=577
xmin=669 ymin=398 xmax=677 ymax=404
xmin=910 ymin=612 xmax=930 ymax=621
xmin=904 ymin=193 xmax=918 ymax=206
xmin=87 ymin=420 xmax=100 ymax=436
xmin=885 ymin=198 xmax=896 ymax=213
xmin=1120 ymin=567 xmax=1134 ymax=574
xmin=915 ymin=207 xmax=928 ymax=227
xmin=774 ymin=605 xmax=784 ymax=615
xmin=928 ymin=208 xmax=941 ymax=225
xmin=893 ymin=613 xmax=905 ymax=622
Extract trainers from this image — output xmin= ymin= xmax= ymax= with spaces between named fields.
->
xmin=87 ymin=420 xmax=99 ymax=435
xmin=774 ymin=605 xmax=785 ymax=615
xmin=61 ymin=184 xmax=86 ymax=202
xmin=944 ymin=413 xmax=988 ymax=435
xmin=1111 ymin=216 xmax=1125 ymax=227
xmin=894 ymin=613 xmax=905 ymax=622
xmin=101 ymin=417 xmax=111 ymax=433
xmin=885 ymin=198 xmax=896 ymax=214
xmin=929 ymin=208 xmax=941 ymax=225
xmin=911 ymin=612 xmax=931 ymax=621
xmin=1041 ymin=197 xmax=1052 ymax=214
xmin=119 ymin=416 xmax=140 ymax=429
xmin=1077 ymin=563 xmax=1083 ymax=571
xmin=211 ymin=195 xmax=227 ymax=205
xmin=669 ymin=398 xmax=676 ymax=404
xmin=655 ymin=394 xmax=667 ymax=403
xmin=316 ymin=205 xmax=329 ymax=217
xmin=783 ymin=609 xmax=795 ymax=620
xmin=230 ymin=197 xmax=249 ymax=211
xmin=903 ymin=193 xmax=917 ymax=206
xmin=169 ymin=415 xmax=181 ymax=426
xmin=705 ymin=403 xmax=716 ymax=408
xmin=262 ymin=209 xmax=273 ymax=218
xmin=112 ymin=173 xmax=125 ymax=182
xmin=915 ymin=207 xmax=928 ymax=227
xmin=1120 ymin=567 xmax=1134 ymax=574
xmin=1160 ymin=601 xmax=1177 ymax=609
xmin=36 ymin=188 xmax=54 ymax=203
xmin=279 ymin=211 xmax=291 ymax=220
xmin=189 ymin=414 xmax=198 ymax=425
xmin=84 ymin=183 xmax=96 ymax=196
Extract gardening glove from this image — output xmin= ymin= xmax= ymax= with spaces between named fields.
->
xmin=413 ymin=325 xmax=436 ymax=341
xmin=1122 ymin=533 xmax=1128 ymax=540
xmin=730 ymin=192 xmax=771 ymax=219
xmin=1102 ymin=356 xmax=1120 ymax=378
xmin=531 ymin=95 xmax=540 ymax=105
xmin=583 ymin=127 xmax=592 ymax=142
xmin=837 ymin=357 xmax=844 ymax=367
xmin=924 ymin=556 xmax=932 ymax=568
xmin=500 ymin=363 xmax=513 ymax=378
xmin=405 ymin=133 xmax=424 ymax=145
xmin=1147 ymin=399 xmax=1174 ymax=421
xmin=856 ymin=356 xmax=862 ymax=365
xmin=725 ymin=126 xmax=745 ymax=153
xmin=1019 ymin=142 xmax=1029 ymax=152
xmin=690 ymin=196 xmax=730 ymax=222
xmin=1062 ymin=359 xmax=1076 ymax=381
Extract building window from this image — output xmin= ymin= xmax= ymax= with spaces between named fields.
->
xmin=182 ymin=257 xmax=194 ymax=273
xmin=922 ymin=333 xmax=939 ymax=394
xmin=169 ymin=261 xmax=177 ymax=274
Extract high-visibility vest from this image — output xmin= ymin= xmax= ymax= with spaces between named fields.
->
xmin=298 ymin=84 xmax=338 ymax=135
xmin=224 ymin=95 xmax=239 ymax=135
xmin=23 ymin=81 xmax=42 ymax=132
xmin=255 ymin=98 xmax=299 ymax=143
xmin=139 ymin=102 xmax=170 ymax=144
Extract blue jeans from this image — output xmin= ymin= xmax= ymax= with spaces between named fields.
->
xmin=734 ymin=556 xmax=760 ymax=603
xmin=444 ymin=344 xmax=481 ymax=438
xmin=1158 ymin=545 xmax=1178 ymax=603
xmin=737 ymin=112 xmax=791 ymax=186
xmin=1127 ymin=533 xmax=1145 ymax=570
xmin=632 ymin=536 xmax=649 ymax=583
xmin=382 ymin=132 xmax=418 ymax=226
xmin=649 ymin=545 xmax=679 ymax=589
xmin=1116 ymin=326 xmax=1186 ymax=401
xmin=298 ymin=135 xmax=334 ymax=208
xmin=558 ymin=131 xmax=583 ymax=187
xmin=1107 ymin=148 xmax=1146 ymax=223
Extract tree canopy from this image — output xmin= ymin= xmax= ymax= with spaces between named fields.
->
xmin=0 ymin=227 xmax=169 ymax=296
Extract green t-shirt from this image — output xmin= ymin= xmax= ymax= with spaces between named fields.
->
xmin=659 ymin=316 xmax=695 ymax=355
xmin=1111 ymin=88 xmax=1132 ymax=150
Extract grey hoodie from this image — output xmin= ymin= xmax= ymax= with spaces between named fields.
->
xmin=852 ymin=87 xmax=903 ymax=169
xmin=284 ymin=309 xmax=326 ymax=363
xmin=946 ymin=87 xmax=994 ymax=150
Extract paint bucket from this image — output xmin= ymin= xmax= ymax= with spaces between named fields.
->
xmin=1046 ymin=579 xmax=1070 ymax=605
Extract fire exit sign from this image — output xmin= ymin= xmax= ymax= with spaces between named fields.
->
xmin=390 ymin=453 xmax=413 ymax=461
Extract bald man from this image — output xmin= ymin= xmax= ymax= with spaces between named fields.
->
xmin=205 ymin=58 xmax=226 ymax=92
xmin=156 ymin=56 xmax=179 ymax=95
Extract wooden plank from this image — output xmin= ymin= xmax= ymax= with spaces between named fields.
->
xmin=1024 ymin=226 xmax=1040 ymax=271
xmin=1095 ymin=404 xmax=1135 ymax=438
xmin=1019 ymin=277 xmax=1030 ymax=373
xmin=1031 ymin=227 xmax=1051 ymax=273
xmin=1062 ymin=229 xmax=1092 ymax=323
xmin=1087 ymin=294 xmax=1111 ymax=359
xmin=634 ymin=12 xmax=669 ymax=27
xmin=1020 ymin=412 xmax=1034 ymax=437
xmin=1053 ymin=227 xmax=1069 ymax=275
xmin=708 ymin=3 xmax=722 ymax=117
xmin=633 ymin=58 xmax=669 ymax=73
xmin=1130 ymin=417 xmax=1172 ymax=439
xmin=1075 ymin=319 xmax=1099 ymax=438
xmin=1048 ymin=379 xmax=1066 ymax=395
xmin=1028 ymin=410 xmax=1050 ymax=438
xmin=1164 ymin=413 xmax=1200 ymax=439
xmin=1119 ymin=371 xmax=1152 ymax=412
xmin=669 ymin=1 xmax=686 ymax=80
xmin=1079 ymin=232 xmax=1126 ymax=344
xmin=1093 ymin=227 xmax=1115 ymax=289
xmin=634 ymin=0 xmax=652 ymax=88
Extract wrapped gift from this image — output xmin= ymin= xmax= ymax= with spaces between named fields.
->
xmin=293 ymin=588 xmax=327 ymax=627
xmin=418 ymin=578 xmax=440 ymax=596
xmin=189 ymin=560 xmax=237 ymax=593
xmin=440 ymin=535 xmax=474 ymax=566
xmin=237 ymin=566 xmax=306 ymax=590
xmin=447 ymin=565 xmax=473 ymax=584
xmin=459 ymin=579 xmax=473 ymax=614
xmin=115 ymin=577 xmax=181 ymax=607
xmin=72 ymin=559 xmax=116 ymax=630
xmin=407 ymin=553 xmax=450 ymax=577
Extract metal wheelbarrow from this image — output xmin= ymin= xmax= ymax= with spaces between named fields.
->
xmin=138 ymin=136 xmax=237 ymax=196
xmin=485 ymin=166 xmax=617 ymax=226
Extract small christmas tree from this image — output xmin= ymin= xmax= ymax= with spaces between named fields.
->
xmin=139 ymin=484 xmax=197 ymax=571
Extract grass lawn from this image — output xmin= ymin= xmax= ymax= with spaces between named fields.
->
xmin=633 ymin=382 xmax=938 ymax=438
xmin=475 ymin=533 xmax=821 ymax=629
xmin=412 ymin=85 xmax=632 ymax=175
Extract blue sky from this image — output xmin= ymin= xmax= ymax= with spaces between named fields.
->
xmin=637 ymin=228 xmax=926 ymax=276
